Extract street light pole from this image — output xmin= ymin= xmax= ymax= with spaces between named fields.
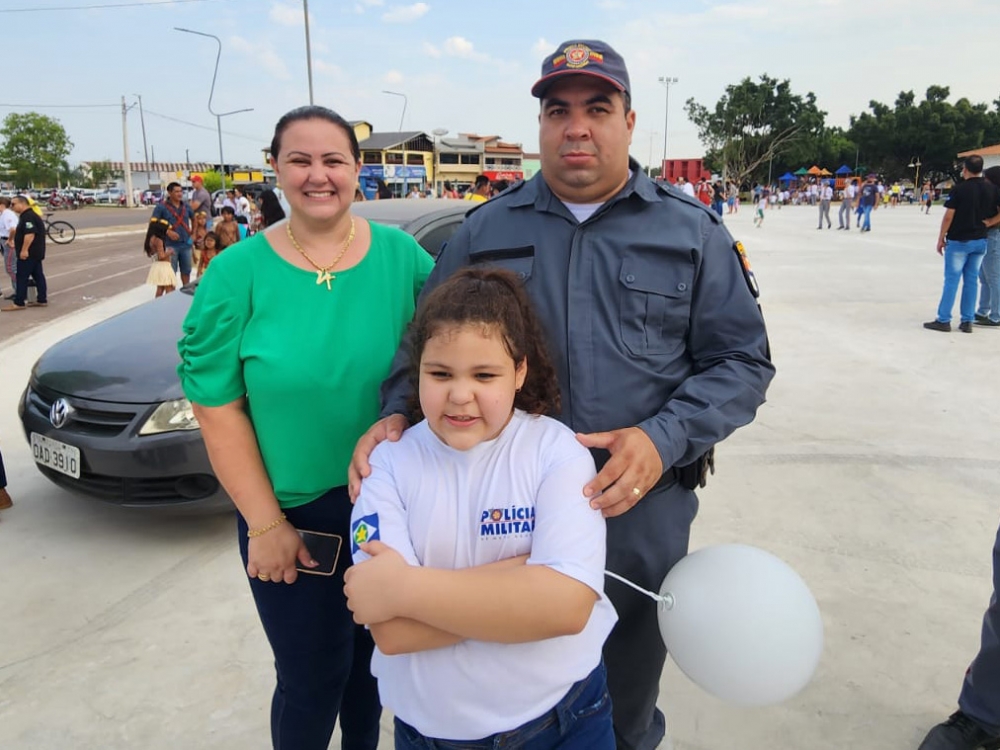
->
xmin=432 ymin=127 xmax=448 ymax=196
xmin=120 ymin=95 xmax=135 ymax=207
xmin=303 ymin=0 xmax=314 ymax=105
xmin=382 ymin=90 xmax=407 ymax=132
xmin=908 ymin=157 xmax=922 ymax=194
xmin=658 ymin=76 xmax=679 ymax=168
xmin=133 ymin=94 xmax=151 ymax=190
xmin=647 ymin=130 xmax=659 ymax=177
xmin=174 ymin=27 xmax=254 ymax=180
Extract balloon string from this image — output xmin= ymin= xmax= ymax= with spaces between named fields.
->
xmin=604 ymin=570 xmax=673 ymax=608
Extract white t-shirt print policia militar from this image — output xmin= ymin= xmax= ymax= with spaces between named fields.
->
xmin=351 ymin=409 xmax=618 ymax=741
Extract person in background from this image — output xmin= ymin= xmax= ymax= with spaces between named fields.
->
xmin=177 ymin=105 xmax=434 ymax=750
xmin=0 ymin=197 xmax=19 ymax=298
xmin=375 ymin=178 xmax=393 ymax=200
xmin=191 ymin=211 xmax=209 ymax=271
xmin=407 ymin=185 xmax=422 ymax=199
xmin=923 ymin=155 xmax=998 ymax=334
xmin=463 ymin=175 xmax=490 ymax=203
xmin=258 ymin=189 xmax=286 ymax=229
xmin=973 ymin=166 xmax=1000 ymax=327
xmin=145 ymin=217 xmax=176 ymax=298
xmin=215 ymin=206 xmax=240 ymax=249
xmin=1 ymin=194 xmax=48 ymax=312
xmin=151 ymin=182 xmax=194 ymax=285
xmin=442 ymin=181 xmax=459 ymax=199
xmin=198 ymin=231 xmax=220 ymax=275
xmin=189 ymin=175 xmax=213 ymax=228
xmin=839 ymin=178 xmax=857 ymax=230
xmin=491 ymin=179 xmax=511 ymax=197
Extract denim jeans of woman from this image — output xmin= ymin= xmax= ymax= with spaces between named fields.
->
xmin=393 ymin=662 xmax=614 ymax=750
xmin=976 ymin=228 xmax=1000 ymax=323
xmin=238 ymin=486 xmax=381 ymax=750
xmin=936 ymin=238 xmax=988 ymax=324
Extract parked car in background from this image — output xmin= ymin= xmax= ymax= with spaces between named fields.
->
xmin=18 ymin=199 xmax=472 ymax=510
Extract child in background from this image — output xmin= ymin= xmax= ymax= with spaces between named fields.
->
xmin=753 ymin=193 xmax=766 ymax=228
xmin=191 ymin=211 xmax=208 ymax=272
xmin=215 ymin=206 xmax=240 ymax=249
xmin=198 ymin=231 xmax=220 ymax=275
xmin=345 ymin=266 xmax=617 ymax=750
xmin=145 ymin=218 xmax=176 ymax=297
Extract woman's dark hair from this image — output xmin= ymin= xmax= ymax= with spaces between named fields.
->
xmin=258 ymin=189 xmax=286 ymax=227
xmin=406 ymin=267 xmax=560 ymax=421
xmin=984 ymin=166 xmax=1000 ymax=190
xmin=443 ymin=181 xmax=453 ymax=192
xmin=376 ymin=178 xmax=392 ymax=199
xmin=203 ymin=230 xmax=220 ymax=248
xmin=270 ymin=105 xmax=361 ymax=162
xmin=144 ymin=218 xmax=169 ymax=256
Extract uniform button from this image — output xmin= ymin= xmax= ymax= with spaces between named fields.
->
xmin=518 ymin=272 xmax=527 ymax=280
xmin=626 ymin=274 xmax=636 ymax=283
xmin=677 ymin=282 xmax=687 ymax=292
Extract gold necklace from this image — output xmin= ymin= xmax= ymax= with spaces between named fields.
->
xmin=286 ymin=217 xmax=356 ymax=290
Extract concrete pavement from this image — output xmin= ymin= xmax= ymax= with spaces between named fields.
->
xmin=1 ymin=203 xmax=998 ymax=749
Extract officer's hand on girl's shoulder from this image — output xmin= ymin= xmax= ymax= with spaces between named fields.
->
xmin=576 ymin=428 xmax=664 ymax=518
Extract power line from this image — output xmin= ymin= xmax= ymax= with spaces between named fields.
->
xmin=0 ymin=0 xmax=232 ymax=12
xmin=0 ymin=103 xmax=118 ymax=108
xmin=143 ymin=108 xmax=267 ymax=144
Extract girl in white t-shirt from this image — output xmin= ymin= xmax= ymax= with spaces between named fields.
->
xmin=346 ymin=266 xmax=617 ymax=749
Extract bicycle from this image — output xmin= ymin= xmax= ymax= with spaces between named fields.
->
xmin=45 ymin=215 xmax=76 ymax=244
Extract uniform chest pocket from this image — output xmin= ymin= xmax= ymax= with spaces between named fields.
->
xmin=468 ymin=245 xmax=535 ymax=282
xmin=619 ymin=253 xmax=693 ymax=356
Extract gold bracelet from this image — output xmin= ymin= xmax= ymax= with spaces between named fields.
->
xmin=247 ymin=513 xmax=287 ymax=538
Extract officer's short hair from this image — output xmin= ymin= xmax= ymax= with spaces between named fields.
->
xmin=964 ymin=155 xmax=984 ymax=175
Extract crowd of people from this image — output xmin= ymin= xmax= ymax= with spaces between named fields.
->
xmin=143 ymin=174 xmax=286 ymax=296
xmin=176 ymin=38 xmax=773 ymax=750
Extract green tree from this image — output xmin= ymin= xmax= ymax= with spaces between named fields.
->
xmin=0 ymin=112 xmax=73 ymax=187
xmin=86 ymin=160 xmax=117 ymax=188
xmin=685 ymin=75 xmax=826 ymax=186
xmin=849 ymin=86 xmax=1000 ymax=185
xmin=199 ymin=170 xmax=232 ymax=193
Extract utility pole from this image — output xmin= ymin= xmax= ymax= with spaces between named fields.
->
xmin=303 ymin=0 xmax=314 ymax=105
xmin=134 ymin=94 xmax=151 ymax=190
xmin=121 ymin=96 xmax=135 ymax=208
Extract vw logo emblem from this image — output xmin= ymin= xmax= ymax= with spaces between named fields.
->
xmin=49 ymin=398 xmax=73 ymax=429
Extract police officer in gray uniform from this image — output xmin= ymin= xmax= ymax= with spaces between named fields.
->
xmin=919 ymin=525 xmax=1000 ymax=750
xmin=351 ymin=39 xmax=774 ymax=750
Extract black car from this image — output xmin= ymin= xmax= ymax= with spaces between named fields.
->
xmin=19 ymin=199 xmax=471 ymax=509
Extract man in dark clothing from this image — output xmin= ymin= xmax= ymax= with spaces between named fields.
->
xmin=0 ymin=195 xmax=47 ymax=312
xmin=924 ymin=154 xmax=999 ymax=333
xmin=859 ymin=174 xmax=879 ymax=231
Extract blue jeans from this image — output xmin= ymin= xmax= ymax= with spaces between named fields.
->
xmin=977 ymin=228 xmax=1000 ymax=322
xmin=168 ymin=243 xmax=193 ymax=277
xmin=394 ymin=662 xmax=614 ymax=750
xmin=861 ymin=204 xmax=874 ymax=230
xmin=237 ymin=486 xmax=381 ymax=750
xmin=936 ymin=238 xmax=988 ymax=324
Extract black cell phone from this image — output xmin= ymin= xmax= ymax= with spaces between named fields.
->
xmin=296 ymin=529 xmax=343 ymax=576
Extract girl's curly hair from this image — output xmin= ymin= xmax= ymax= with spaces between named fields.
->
xmin=406 ymin=266 xmax=560 ymax=422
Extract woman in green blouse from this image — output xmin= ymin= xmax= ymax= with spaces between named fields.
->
xmin=178 ymin=106 xmax=433 ymax=750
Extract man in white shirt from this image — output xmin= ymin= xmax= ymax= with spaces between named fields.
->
xmin=677 ymin=176 xmax=696 ymax=198
xmin=839 ymin=179 xmax=858 ymax=230
xmin=817 ymin=181 xmax=834 ymax=229
xmin=0 ymin=197 xmax=19 ymax=298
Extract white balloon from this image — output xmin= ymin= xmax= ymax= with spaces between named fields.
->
xmin=657 ymin=544 xmax=823 ymax=706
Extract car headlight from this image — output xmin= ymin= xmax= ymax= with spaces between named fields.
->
xmin=139 ymin=398 xmax=201 ymax=436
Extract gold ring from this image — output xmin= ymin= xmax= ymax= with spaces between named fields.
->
xmin=258 ymin=574 xmax=270 ymax=582
xmin=632 ymin=487 xmax=642 ymax=498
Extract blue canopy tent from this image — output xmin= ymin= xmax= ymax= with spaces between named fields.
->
xmin=778 ymin=172 xmax=797 ymax=183
xmin=835 ymin=165 xmax=853 ymax=175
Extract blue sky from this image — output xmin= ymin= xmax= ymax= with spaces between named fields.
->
xmin=4 ymin=0 xmax=997 ymax=170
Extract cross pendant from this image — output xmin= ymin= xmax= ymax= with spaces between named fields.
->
xmin=316 ymin=270 xmax=335 ymax=290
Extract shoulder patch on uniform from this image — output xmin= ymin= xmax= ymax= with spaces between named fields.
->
xmin=732 ymin=240 xmax=760 ymax=298
xmin=351 ymin=513 xmax=380 ymax=553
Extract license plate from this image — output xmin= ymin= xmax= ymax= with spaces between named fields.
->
xmin=31 ymin=433 xmax=81 ymax=479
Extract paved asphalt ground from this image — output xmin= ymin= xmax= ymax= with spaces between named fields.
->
xmin=1 ymin=202 xmax=998 ymax=749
